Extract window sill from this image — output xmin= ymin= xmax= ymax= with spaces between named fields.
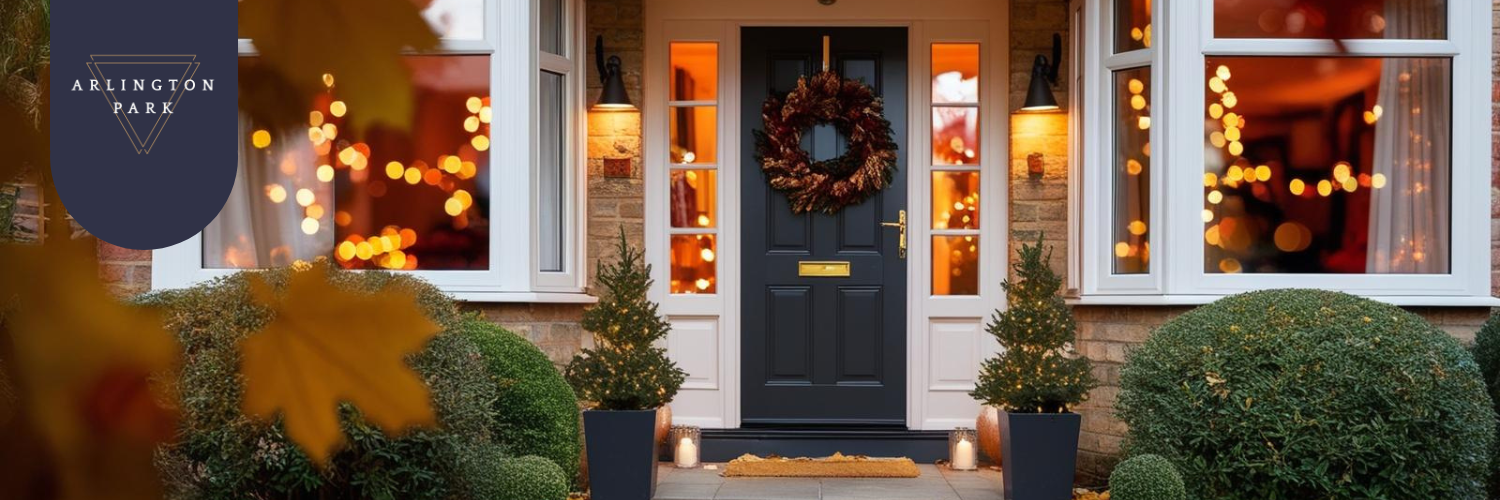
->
xmin=447 ymin=291 xmax=599 ymax=304
xmin=1067 ymin=294 xmax=1500 ymax=308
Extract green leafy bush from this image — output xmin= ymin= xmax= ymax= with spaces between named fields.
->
xmin=473 ymin=454 xmax=568 ymax=500
xmin=1118 ymin=289 xmax=1495 ymax=500
xmin=140 ymin=266 xmax=502 ymax=500
xmin=1470 ymin=312 xmax=1500 ymax=499
xmin=1108 ymin=454 xmax=1185 ymax=500
xmin=459 ymin=319 xmax=581 ymax=487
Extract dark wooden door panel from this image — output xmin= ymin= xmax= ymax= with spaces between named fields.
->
xmin=741 ymin=27 xmax=908 ymax=427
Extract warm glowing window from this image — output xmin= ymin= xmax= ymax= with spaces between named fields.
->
xmin=930 ymin=43 xmax=981 ymax=296
xmin=1112 ymin=68 xmax=1151 ymax=274
xmin=206 ymin=56 xmax=492 ymax=271
xmin=1114 ymin=0 xmax=1151 ymax=52
xmin=1202 ymin=57 xmax=1451 ymax=274
xmin=1213 ymin=0 xmax=1445 ymax=40
xmin=668 ymin=42 xmax=719 ymax=294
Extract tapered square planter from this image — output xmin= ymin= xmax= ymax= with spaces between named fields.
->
xmin=583 ymin=409 xmax=660 ymax=500
xmin=997 ymin=411 xmax=1080 ymax=500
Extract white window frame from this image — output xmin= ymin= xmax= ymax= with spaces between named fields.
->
xmin=1079 ymin=0 xmax=1495 ymax=304
xmin=152 ymin=0 xmax=592 ymax=303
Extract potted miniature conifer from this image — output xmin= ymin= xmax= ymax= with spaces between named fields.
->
xmin=971 ymin=236 xmax=1097 ymax=500
xmin=566 ymin=230 xmax=686 ymax=500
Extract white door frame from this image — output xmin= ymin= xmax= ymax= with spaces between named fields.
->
xmin=643 ymin=0 xmax=1008 ymax=430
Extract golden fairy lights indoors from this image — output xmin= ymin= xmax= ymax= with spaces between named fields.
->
xmin=1213 ymin=0 xmax=1446 ymax=40
xmin=1115 ymin=0 xmax=1151 ymax=51
xmin=667 ymin=42 xmax=720 ymax=294
xmin=1112 ymin=68 xmax=1151 ymax=274
xmin=1201 ymin=55 xmax=1450 ymax=274
xmin=207 ymin=56 xmax=492 ymax=270
xmin=931 ymin=43 xmax=981 ymax=296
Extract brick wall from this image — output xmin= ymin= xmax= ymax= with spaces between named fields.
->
xmin=1009 ymin=0 xmax=1072 ymax=280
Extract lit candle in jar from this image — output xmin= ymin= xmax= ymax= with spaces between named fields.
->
xmin=676 ymin=437 xmax=699 ymax=468
xmin=953 ymin=438 xmax=976 ymax=470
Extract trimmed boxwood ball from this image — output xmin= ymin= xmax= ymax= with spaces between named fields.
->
xmin=458 ymin=318 xmax=582 ymax=487
xmin=137 ymin=265 xmax=503 ymax=500
xmin=1108 ymin=454 xmax=1185 ymax=500
xmin=459 ymin=446 xmax=568 ymax=500
xmin=1118 ymin=289 xmax=1495 ymax=500
xmin=1470 ymin=312 xmax=1500 ymax=499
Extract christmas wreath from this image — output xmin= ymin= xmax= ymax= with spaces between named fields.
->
xmin=754 ymin=72 xmax=898 ymax=214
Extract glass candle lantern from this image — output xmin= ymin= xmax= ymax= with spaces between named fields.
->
xmin=671 ymin=425 xmax=701 ymax=468
xmin=949 ymin=427 xmax=979 ymax=471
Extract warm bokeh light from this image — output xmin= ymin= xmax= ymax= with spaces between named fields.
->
xmin=670 ymin=234 xmax=716 ymax=294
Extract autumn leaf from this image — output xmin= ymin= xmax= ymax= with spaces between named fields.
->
xmin=239 ymin=265 xmax=441 ymax=464
xmin=238 ymin=0 xmax=439 ymax=133
xmin=0 ymin=242 xmax=180 ymax=500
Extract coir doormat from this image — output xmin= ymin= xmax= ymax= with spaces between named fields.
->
xmin=722 ymin=452 xmax=921 ymax=478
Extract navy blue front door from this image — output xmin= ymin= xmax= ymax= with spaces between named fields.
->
xmin=740 ymin=27 xmax=908 ymax=427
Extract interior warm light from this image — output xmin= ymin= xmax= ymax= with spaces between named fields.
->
xmin=252 ymin=130 xmax=272 ymax=149
xmin=330 ymin=100 xmax=348 ymax=117
xmin=265 ymin=184 xmax=287 ymax=204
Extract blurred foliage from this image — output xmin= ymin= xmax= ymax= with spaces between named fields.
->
xmin=459 ymin=319 xmax=582 ymax=488
xmin=238 ymin=0 xmax=438 ymax=134
xmin=1108 ymin=454 xmax=1185 ymax=500
xmin=136 ymin=263 xmax=502 ymax=500
xmin=1469 ymin=313 xmax=1500 ymax=499
xmin=1118 ymin=289 xmax=1494 ymax=500
xmin=0 ymin=0 xmax=49 ymax=84
xmin=487 ymin=455 xmax=569 ymax=500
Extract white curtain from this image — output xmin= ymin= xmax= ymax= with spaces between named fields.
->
xmin=202 ymin=119 xmax=330 ymax=268
xmin=1367 ymin=0 xmax=1449 ymax=273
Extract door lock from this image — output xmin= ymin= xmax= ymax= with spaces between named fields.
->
xmin=880 ymin=210 xmax=907 ymax=259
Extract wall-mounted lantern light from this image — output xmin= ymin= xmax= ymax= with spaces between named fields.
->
xmin=1020 ymin=33 xmax=1062 ymax=112
xmin=593 ymin=35 xmax=636 ymax=111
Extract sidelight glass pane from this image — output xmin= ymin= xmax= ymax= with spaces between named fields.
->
xmin=670 ymin=234 xmax=717 ymax=294
xmin=1202 ymin=56 xmax=1451 ymax=274
xmin=932 ymin=43 xmax=980 ymax=104
xmin=1213 ymin=0 xmax=1445 ymax=39
xmin=933 ymin=236 xmax=980 ymax=296
xmin=670 ymin=169 xmax=718 ymax=229
xmin=670 ymin=42 xmax=719 ymax=101
xmin=539 ymin=0 xmax=564 ymax=55
xmin=206 ymin=55 xmax=492 ymax=271
xmin=932 ymin=107 xmax=980 ymax=166
xmin=669 ymin=106 xmax=717 ymax=164
xmin=1112 ymin=68 xmax=1151 ymax=275
xmin=1115 ymin=0 xmax=1152 ymax=52
xmin=931 ymin=171 xmax=980 ymax=230
xmin=538 ymin=70 xmax=565 ymax=272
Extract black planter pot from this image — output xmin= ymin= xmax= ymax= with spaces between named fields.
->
xmin=997 ymin=411 xmax=1080 ymax=500
xmin=583 ymin=409 xmax=660 ymax=500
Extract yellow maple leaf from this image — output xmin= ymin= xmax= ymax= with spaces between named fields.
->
xmin=239 ymin=265 xmax=441 ymax=463
xmin=0 ymin=243 xmax=180 ymax=500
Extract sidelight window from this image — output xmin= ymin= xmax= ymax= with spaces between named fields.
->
xmin=667 ymin=41 xmax=721 ymax=295
xmin=930 ymin=43 xmax=982 ymax=296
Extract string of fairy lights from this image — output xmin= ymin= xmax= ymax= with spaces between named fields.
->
xmin=248 ymin=73 xmax=490 ymax=270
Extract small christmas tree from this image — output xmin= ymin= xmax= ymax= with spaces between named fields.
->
xmin=971 ymin=236 xmax=1096 ymax=413
xmin=565 ymin=230 xmax=686 ymax=411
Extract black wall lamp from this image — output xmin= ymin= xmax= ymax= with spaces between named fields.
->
xmin=593 ymin=35 xmax=635 ymax=110
xmin=1020 ymin=33 xmax=1062 ymax=112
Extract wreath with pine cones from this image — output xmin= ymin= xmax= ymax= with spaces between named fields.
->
xmin=754 ymin=72 xmax=898 ymax=214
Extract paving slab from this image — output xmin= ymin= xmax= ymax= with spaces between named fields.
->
xmin=650 ymin=464 xmax=1004 ymax=500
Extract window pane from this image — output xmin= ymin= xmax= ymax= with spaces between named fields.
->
xmin=670 ymin=42 xmax=718 ymax=101
xmin=1202 ymin=57 xmax=1451 ymax=274
xmin=670 ymin=234 xmax=717 ymax=294
xmin=206 ymin=56 xmax=492 ymax=270
xmin=670 ymin=106 xmax=717 ymax=164
xmin=932 ymin=171 xmax=979 ymax=230
xmin=932 ymin=43 xmax=979 ymax=104
xmin=421 ymin=0 xmax=485 ymax=40
xmin=670 ymin=169 xmax=718 ymax=228
xmin=933 ymin=236 xmax=979 ymax=296
xmin=539 ymin=0 xmax=564 ymax=55
xmin=1115 ymin=0 xmax=1152 ymax=52
xmin=933 ymin=107 xmax=979 ymax=165
xmin=539 ymin=71 xmax=565 ymax=272
xmin=1112 ymin=68 xmax=1151 ymax=274
xmin=1214 ymin=0 xmax=1445 ymax=39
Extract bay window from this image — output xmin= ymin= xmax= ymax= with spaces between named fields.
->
xmin=1081 ymin=0 xmax=1491 ymax=301
xmin=154 ymin=0 xmax=589 ymax=301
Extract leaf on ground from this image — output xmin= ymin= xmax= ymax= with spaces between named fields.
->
xmin=238 ymin=0 xmax=439 ymax=133
xmin=0 ymin=242 xmax=180 ymax=500
xmin=239 ymin=265 xmax=441 ymax=464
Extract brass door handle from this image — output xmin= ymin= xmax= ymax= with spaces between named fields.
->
xmin=880 ymin=210 xmax=907 ymax=259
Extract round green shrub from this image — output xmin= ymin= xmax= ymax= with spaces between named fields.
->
xmin=1117 ymin=289 xmax=1495 ymax=500
xmin=138 ymin=264 xmax=503 ymax=500
xmin=457 ymin=318 xmax=581 ymax=487
xmin=1470 ymin=312 xmax=1500 ymax=498
xmin=472 ymin=454 xmax=568 ymax=500
xmin=1108 ymin=454 xmax=1185 ymax=500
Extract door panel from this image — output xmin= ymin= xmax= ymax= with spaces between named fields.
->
xmin=741 ymin=27 xmax=908 ymax=427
